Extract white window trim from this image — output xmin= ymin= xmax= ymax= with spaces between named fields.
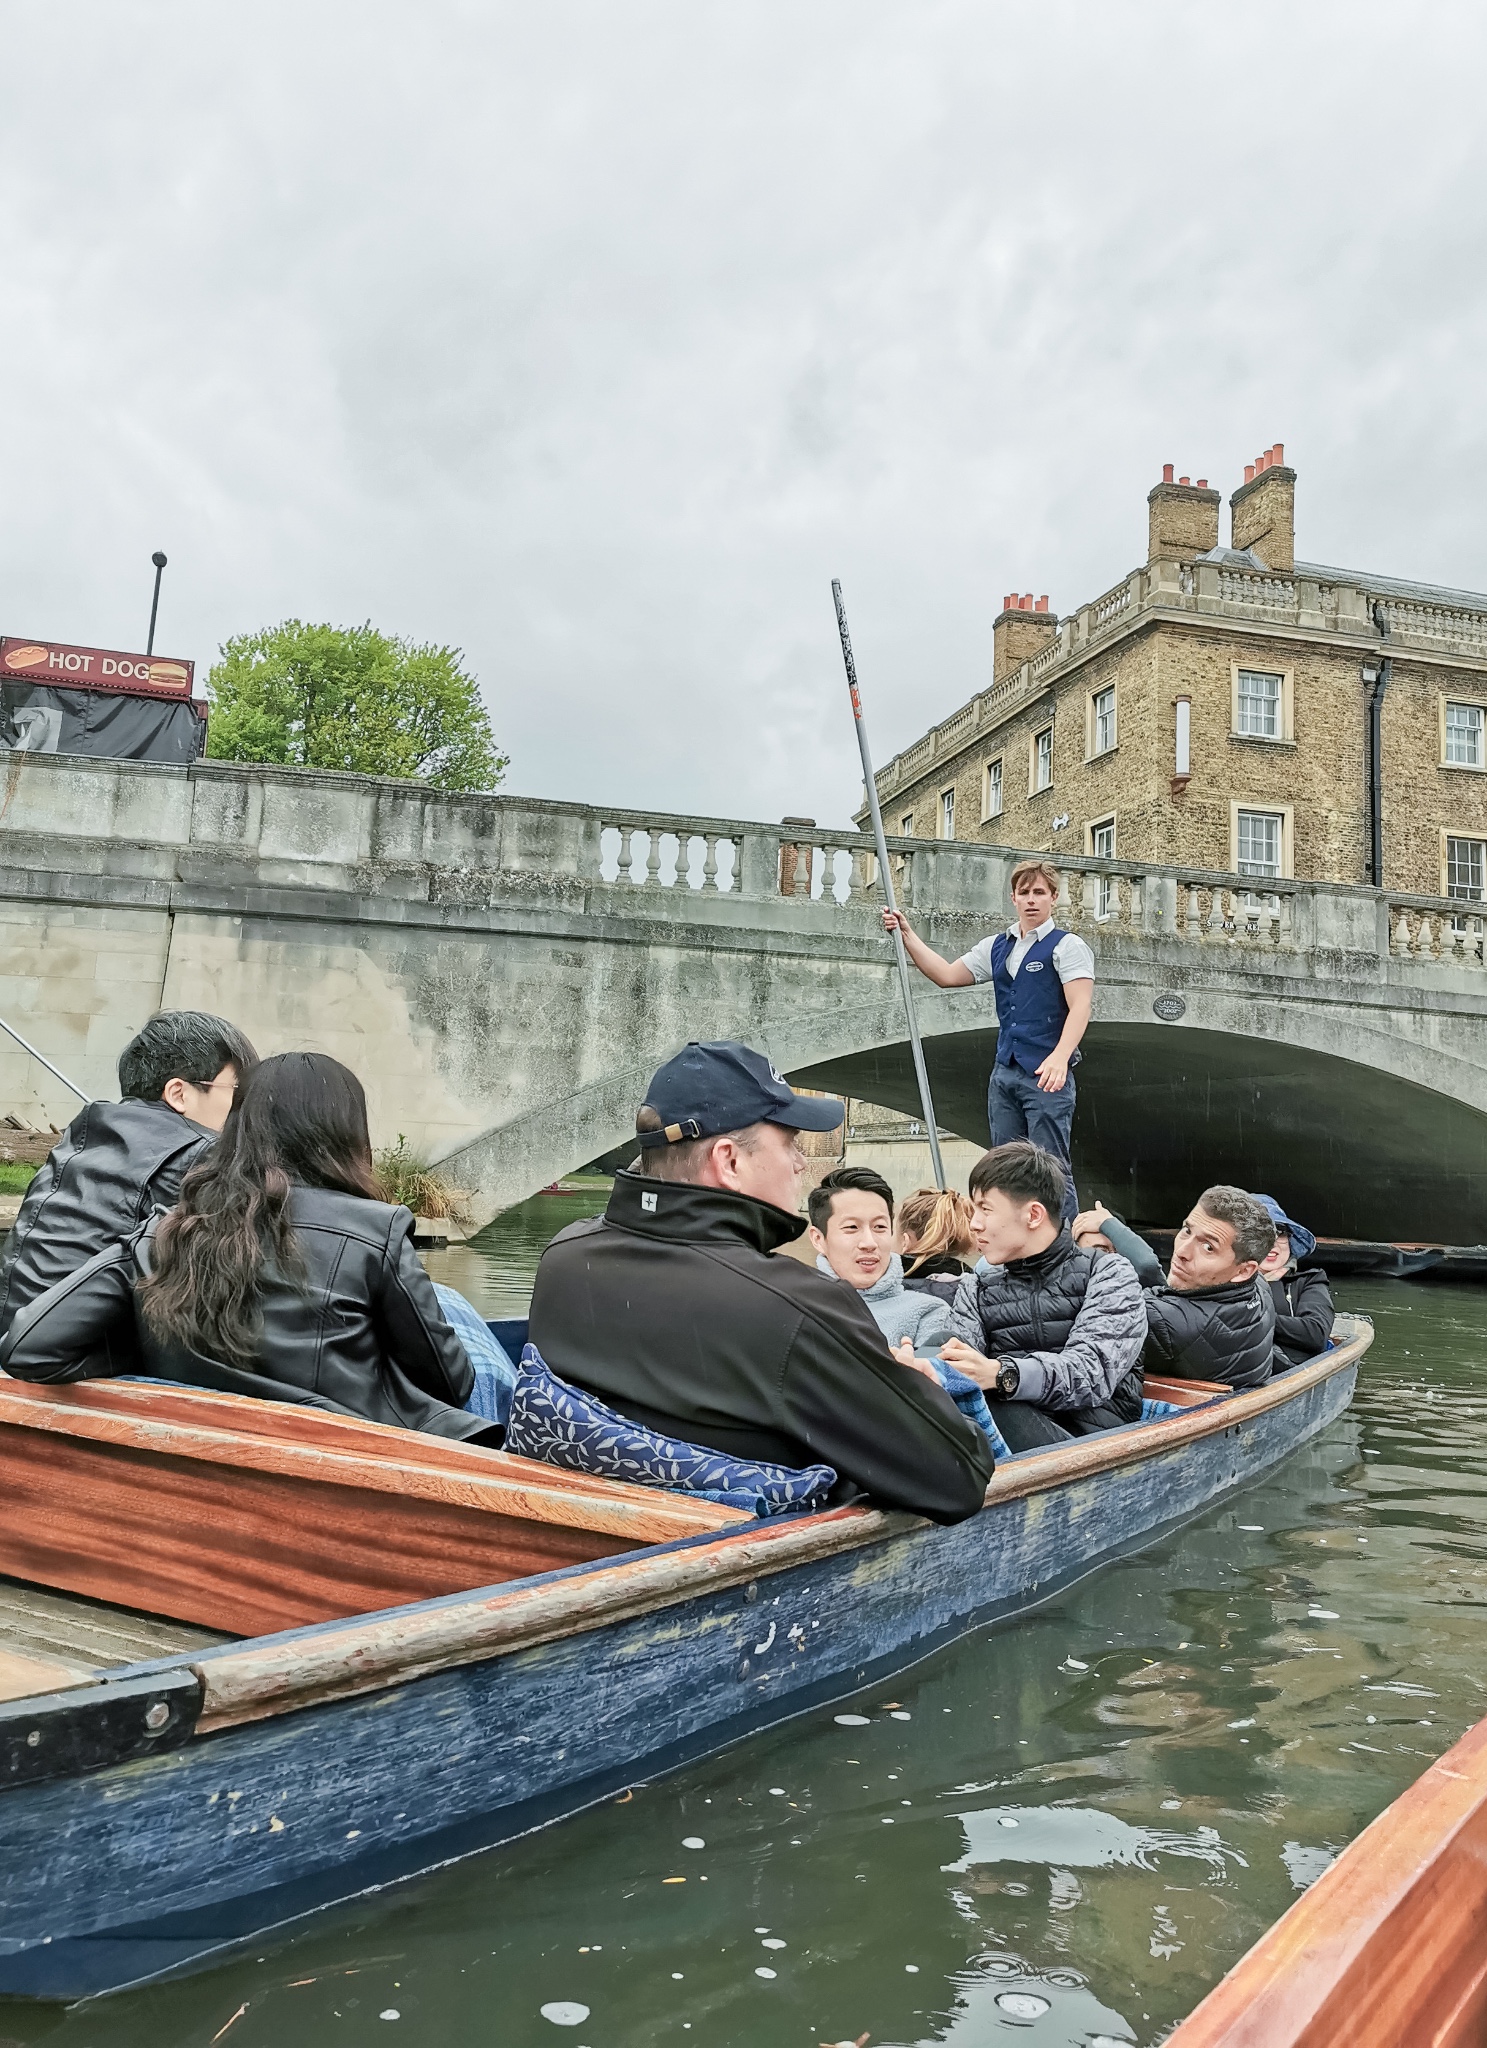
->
xmin=1230 ymin=662 xmax=1294 ymax=743
xmin=1085 ymin=812 xmax=1117 ymax=858
xmin=938 ymin=785 xmax=956 ymax=840
xmin=1086 ymin=684 xmax=1118 ymax=760
xmin=1440 ymin=695 xmax=1487 ymax=773
xmin=1029 ymin=724 xmax=1054 ymax=796
xmin=899 ymin=812 xmax=914 ymax=839
xmin=981 ymin=756 xmax=1004 ymax=823
xmin=1229 ymin=800 xmax=1294 ymax=880
xmin=1441 ymin=828 xmax=1487 ymax=899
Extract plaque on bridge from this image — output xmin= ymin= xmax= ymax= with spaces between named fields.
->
xmin=1152 ymin=992 xmax=1187 ymax=1022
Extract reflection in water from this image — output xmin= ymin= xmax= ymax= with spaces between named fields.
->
xmin=6 ymin=1229 xmax=1487 ymax=2048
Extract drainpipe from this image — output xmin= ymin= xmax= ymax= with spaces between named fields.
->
xmin=1362 ymin=602 xmax=1392 ymax=888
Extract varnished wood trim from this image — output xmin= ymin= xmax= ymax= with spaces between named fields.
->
xmin=0 ymin=1392 xmax=748 ymax=1544
xmin=1166 ymin=1708 xmax=1487 ymax=2047
xmin=0 ymin=1648 xmax=93 ymax=1704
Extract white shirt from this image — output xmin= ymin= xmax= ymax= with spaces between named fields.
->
xmin=958 ymin=915 xmax=1096 ymax=987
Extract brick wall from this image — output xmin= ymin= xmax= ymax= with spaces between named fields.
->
xmin=882 ymin=619 xmax=1487 ymax=894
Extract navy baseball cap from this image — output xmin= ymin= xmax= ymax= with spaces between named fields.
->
xmin=637 ymin=1041 xmax=845 ymax=1148
xmin=1252 ymin=1194 xmax=1317 ymax=1261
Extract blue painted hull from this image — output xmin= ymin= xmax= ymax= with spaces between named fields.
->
xmin=0 ymin=1358 xmax=1356 ymax=2001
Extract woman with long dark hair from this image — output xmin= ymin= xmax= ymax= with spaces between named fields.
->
xmin=2 ymin=1052 xmax=493 ymax=1442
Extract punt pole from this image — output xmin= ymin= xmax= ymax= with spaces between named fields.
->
xmin=832 ymin=579 xmax=946 ymax=1191
xmin=0 ymin=1015 xmax=91 ymax=1103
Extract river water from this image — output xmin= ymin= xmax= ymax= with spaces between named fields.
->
xmin=7 ymin=1195 xmax=1485 ymax=2048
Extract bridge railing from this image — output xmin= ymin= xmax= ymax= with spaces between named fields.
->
xmin=591 ymin=807 xmax=1320 ymax=948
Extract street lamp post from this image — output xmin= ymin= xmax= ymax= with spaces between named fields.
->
xmin=146 ymin=551 xmax=168 ymax=656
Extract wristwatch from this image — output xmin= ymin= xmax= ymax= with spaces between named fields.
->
xmin=993 ymin=1361 xmax=1020 ymax=1399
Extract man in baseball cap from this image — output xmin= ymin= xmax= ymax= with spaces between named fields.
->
xmin=528 ymin=1041 xmax=994 ymax=1522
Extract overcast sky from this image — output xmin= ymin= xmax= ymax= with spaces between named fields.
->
xmin=3 ymin=2 xmax=1485 ymax=826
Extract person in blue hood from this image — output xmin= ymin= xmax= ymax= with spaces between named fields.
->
xmin=1253 ymin=1195 xmax=1335 ymax=1371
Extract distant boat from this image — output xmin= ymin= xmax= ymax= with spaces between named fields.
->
xmin=0 ymin=1317 xmax=1372 ymax=2001
xmin=1166 ymin=1695 xmax=1487 ymax=2047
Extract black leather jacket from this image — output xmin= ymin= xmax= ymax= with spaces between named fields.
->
xmin=529 ymin=1169 xmax=995 ymax=1523
xmin=0 ymin=1186 xmax=483 ymax=1440
xmin=0 ymin=1097 xmax=214 ymax=1337
xmin=1270 ymin=1266 xmax=1335 ymax=1370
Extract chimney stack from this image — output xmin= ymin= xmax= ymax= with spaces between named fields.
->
xmin=1148 ymin=464 xmax=1221 ymax=563
xmin=993 ymin=592 xmax=1059 ymax=682
xmin=1230 ymin=444 xmax=1295 ymax=572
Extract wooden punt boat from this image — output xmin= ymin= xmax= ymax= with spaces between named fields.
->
xmin=1167 ymin=1698 xmax=1487 ymax=2048
xmin=0 ymin=1315 xmax=1371 ymax=2002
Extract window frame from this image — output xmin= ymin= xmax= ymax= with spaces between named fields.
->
xmin=1086 ymin=813 xmax=1117 ymax=918
xmin=1229 ymin=800 xmax=1294 ymax=880
xmin=1230 ymin=663 xmax=1294 ymax=744
xmin=1029 ymin=724 xmax=1054 ymax=795
xmin=899 ymin=812 xmax=914 ymax=839
xmin=981 ymin=756 xmax=1004 ymax=822
xmin=1442 ymin=830 xmax=1487 ymax=901
xmin=939 ymin=785 xmax=956 ymax=841
xmin=1440 ymin=696 xmax=1487 ymax=773
xmin=1087 ymin=683 xmax=1118 ymax=759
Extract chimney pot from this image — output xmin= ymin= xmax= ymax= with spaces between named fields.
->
xmin=1178 ymin=476 xmax=1189 ymax=486
xmin=1244 ymin=463 xmax=1255 ymax=482
xmin=1162 ymin=463 xmax=1174 ymax=482
xmin=1035 ymin=595 xmax=1048 ymax=612
xmin=1195 ymin=478 xmax=1207 ymax=489
xmin=1273 ymin=442 xmax=1284 ymax=465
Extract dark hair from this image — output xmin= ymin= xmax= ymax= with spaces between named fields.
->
xmin=808 ymin=1164 xmax=895 ymax=1232
xmin=137 ymin=1052 xmax=378 ymax=1369
xmin=968 ymin=1140 xmax=1068 ymax=1218
xmin=633 ymin=1104 xmax=769 ymax=1184
xmin=118 ymin=1011 xmax=259 ymax=1102
xmin=1195 ymin=1185 xmax=1276 ymax=1267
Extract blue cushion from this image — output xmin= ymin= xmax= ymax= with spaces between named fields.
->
xmin=504 ymin=1346 xmax=838 ymax=1517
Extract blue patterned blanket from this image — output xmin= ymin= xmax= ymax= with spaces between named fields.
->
xmin=504 ymin=1347 xmax=839 ymax=1517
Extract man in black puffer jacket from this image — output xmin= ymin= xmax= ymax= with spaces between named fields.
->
xmin=1073 ymin=1188 xmax=1276 ymax=1390
xmin=942 ymin=1142 xmax=1148 ymax=1451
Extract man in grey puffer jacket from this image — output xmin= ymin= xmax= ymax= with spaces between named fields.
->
xmin=941 ymin=1142 xmax=1147 ymax=1450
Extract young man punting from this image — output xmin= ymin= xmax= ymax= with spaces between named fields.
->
xmin=1072 ymin=1189 xmax=1276 ymax=1389
xmin=528 ymin=1041 xmax=995 ymax=1524
xmin=940 ymin=1141 xmax=1147 ymax=1451
xmin=883 ymin=859 xmax=1093 ymax=1221
xmin=0 ymin=1009 xmax=258 ymax=1338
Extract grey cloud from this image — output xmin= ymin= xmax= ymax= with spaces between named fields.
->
xmin=1 ymin=1 xmax=1485 ymax=824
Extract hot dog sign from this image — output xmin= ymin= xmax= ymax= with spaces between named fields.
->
xmin=0 ymin=636 xmax=194 ymax=698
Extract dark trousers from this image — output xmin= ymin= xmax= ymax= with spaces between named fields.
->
xmin=988 ymin=1062 xmax=1079 ymax=1222
xmin=986 ymin=1397 xmax=1129 ymax=1451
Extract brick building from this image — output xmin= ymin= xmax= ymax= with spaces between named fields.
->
xmin=866 ymin=450 xmax=1487 ymax=902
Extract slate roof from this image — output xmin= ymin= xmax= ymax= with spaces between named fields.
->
xmin=1294 ymin=561 xmax=1487 ymax=616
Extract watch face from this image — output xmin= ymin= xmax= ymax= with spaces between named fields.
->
xmin=998 ymin=1362 xmax=1020 ymax=1398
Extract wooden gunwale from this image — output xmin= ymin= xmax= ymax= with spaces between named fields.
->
xmin=1166 ymin=1707 xmax=1487 ymax=2047
xmin=0 ymin=1385 xmax=746 ymax=1542
xmin=189 ymin=1327 xmax=1369 ymax=1733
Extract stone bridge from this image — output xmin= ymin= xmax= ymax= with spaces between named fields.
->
xmin=1 ymin=751 xmax=1484 ymax=1240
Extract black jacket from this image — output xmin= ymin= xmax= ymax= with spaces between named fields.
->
xmin=527 ymin=1170 xmax=995 ymax=1524
xmin=953 ymin=1230 xmax=1146 ymax=1422
xmin=901 ymin=1253 xmax=968 ymax=1306
xmin=0 ymin=1186 xmax=484 ymax=1440
xmin=1270 ymin=1266 xmax=1335 ymax=1370
xmin=1099 ymin=1216 xmax=1275 ymax=1390
xmin=0 ymin=1097 xmax=214 ymax=1336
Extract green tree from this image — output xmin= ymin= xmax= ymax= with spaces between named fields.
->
xmin=206 ymin=620 xmax=508 ymax=791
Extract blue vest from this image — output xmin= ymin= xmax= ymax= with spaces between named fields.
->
xmin=991 ymin=927 xmax=1070 ymax=1071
